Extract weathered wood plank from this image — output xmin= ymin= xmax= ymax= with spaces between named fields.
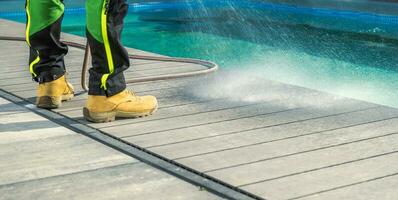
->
xmin=0 ymin=162 xmax=221 ymax=200
xmin=101 ymin=100 xmax=294 ymax=138
xmin=298 ymin=173 xmax=398 ymax=200
xmin=0 ymin=74 xmax=81 ymax=87
xmin=207 ymin=127 xmax=398 ymax=186
xmin=0 ymin=97 xmax=221 ymax=200
xmin=98 ymin=81 xmax=345 ymax=136
xmin=131 ymin=100 xmax=381 ymax=149
xmin=125 ymin=64 xmax=204 ymax=78
xmin=0 ymin=102 xmax=136 ymax=186
xmin=175 ymin=117 xmax=398 ymax=172
xmin=0 ymin=135 xmax=135 ymax=185
xmin=0 ymin=98 xmax=26 ymax=113
xmin=241 ymin=152 xmax=398 ymax=200
xmin=0 ymin=19 xmax=30 ymax=37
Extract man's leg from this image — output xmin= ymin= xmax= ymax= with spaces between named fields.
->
xmin=84 ymin=0 xmax=158 ymax=123
xmin=86 ymin=0 xmax=130 ymax=97
xmin=26 ymin=0 xmax=74 ymax=109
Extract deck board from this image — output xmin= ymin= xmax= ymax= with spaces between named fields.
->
xmin=141 ymin=106 xmax=398 ymax=152
xmin=103 ymin=102 xmax=293 ymax=138
xmin=0 ymin=162 xmax=221 ymax=200
xmin=0 ymin=100 xmax=136 ymax=186
xmin=0 ymin=97 xmax=222 ymax=200
xmin=135 ymin=101 xmax=384 ymax=149
xmin=2 ymin=18 xmax=398 ymax=200
xmin=298 ymin=173 xmax=398 ymax=200
xmin=175 ymin=115 xmax=398 ymax=172
xmin=209 ymin=129 xmax=398 ymax=186
xmin=241 ymin=152 xmax=398 ymax=200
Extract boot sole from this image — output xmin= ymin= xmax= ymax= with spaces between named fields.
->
xmin=83 ymin=106 xmax=158 ymax=123
xmin=36 ymin=94 xmax=74 ymax=109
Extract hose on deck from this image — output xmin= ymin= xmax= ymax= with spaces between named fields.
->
xmin=0 ymin=36 xmax=218 ymax=92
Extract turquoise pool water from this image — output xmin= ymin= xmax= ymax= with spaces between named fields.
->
xmin=1 ymin=1 xmax=398 ymax=108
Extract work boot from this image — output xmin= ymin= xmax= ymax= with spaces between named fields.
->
xmin=83 ymin=89 xmax=158 ymax=123
xmin=36 ymin=75 xmax=74 ymax=109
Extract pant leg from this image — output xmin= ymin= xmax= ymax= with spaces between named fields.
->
xmin=25 ymin=0 xmax=68 ymax=83
xmin=86 ymin=0 xmax=130 ymax=97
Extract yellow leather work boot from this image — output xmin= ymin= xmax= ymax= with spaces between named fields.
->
xmin=83 ymin=89 xmax=158 ymax=123
xmin=36 ymin=75 xmax=74 ymax=109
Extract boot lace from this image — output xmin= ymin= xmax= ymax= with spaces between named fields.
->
xmin=126 ymin=89 xmax=140 ymax=101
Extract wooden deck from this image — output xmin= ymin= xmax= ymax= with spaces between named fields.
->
xmin=2 ymin=19 xmax=398 ymax=200
xmin=0 ymin=96 xmax=221 ymax=200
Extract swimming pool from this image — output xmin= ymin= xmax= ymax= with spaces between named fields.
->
xmin=1 ymin=0 xmax=398 ymax=108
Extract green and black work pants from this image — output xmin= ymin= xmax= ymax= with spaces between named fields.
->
xmin=25 ymin=0 xmax=130 ymax=96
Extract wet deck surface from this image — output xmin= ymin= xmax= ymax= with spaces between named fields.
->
xmin=2 ymin=19 xmax=398 ymax=200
